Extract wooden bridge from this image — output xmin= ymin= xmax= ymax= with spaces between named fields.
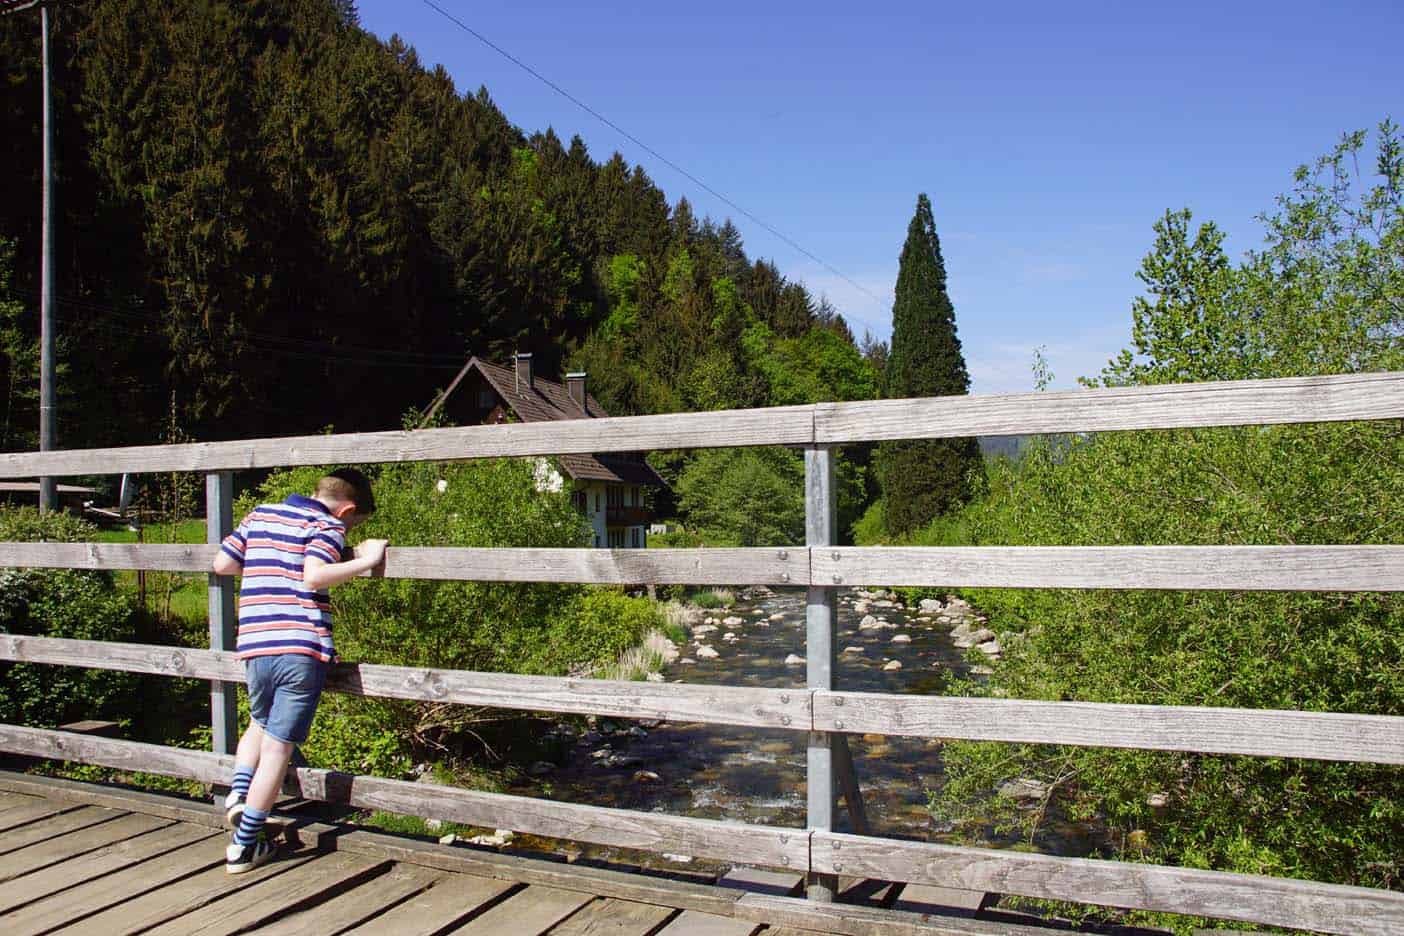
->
xmin=0 ymin=372 xmax=1402 ymax=934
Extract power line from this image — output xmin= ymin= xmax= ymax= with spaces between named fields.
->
xmin=418 ymin=0 xmax=891 ymax=329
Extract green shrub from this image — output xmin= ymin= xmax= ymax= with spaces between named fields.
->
xmin=0 ymin=507 xmax=140 ymax=727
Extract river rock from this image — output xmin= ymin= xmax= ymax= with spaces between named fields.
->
xmin=646 ymin=672 xmax=665 ymax=682
xmin=784 ymin=653 xmax=805 ymax=666
xmin=693 ymin=624 xmax=718 ymax=636
xmin=768 ymin=612 xmax=785 ymax=622
xmin=998 ymin=778 xmax=1048 ymax=802
xmin=853 ymin=600 xmax=871 ymax=614
xmin=633 ymin=769 xmax=661 ymax=783
xmin=438 ymin=833 xmax=458 ymax=845
xmin=953 ymin=627 xmax=996 ymax=649
xmin=1147 ymin=792 xmax=1170 ymax=809
xmin=890 ymin=634 xmax=912 ymax=643
xmin=842 ymin=645 xmax=865 ymax=654
xmin=883 ymin=660 xmax=902 ymax=671
xmin=859 ymin=615 xmax=880 ymax=630
xmin=874 ymin=600 xmax=897 ymax=609
xmin=722 ymin=632 xmax=739 ymax=642
xmin=677 ymin=657 xmax=696 ymax=666
xmin=528 ymin=761 xmax=555 ymax=776
xmin=467 ymin=829 xmax=516 ymax=847
xmin=970 ymin=665 xmax=993 ymax=676
xmin=696 ymin=645 xmax=719 ymax=660
xmin=722 ymin=616 xmax=744 ymax=628
xmin=919 ymin=598 xmax=943 ymax=613
xmin=605 ymin=753 xmax=643 ymax=768
xmin=976 ymin=639 xmax=1002 ymax=656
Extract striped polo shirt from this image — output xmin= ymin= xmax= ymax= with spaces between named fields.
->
xmin=220 ymin=494 xmax=346 ymax=663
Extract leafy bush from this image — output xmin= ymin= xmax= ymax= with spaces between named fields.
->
xmin=0 ymin=508 xmax=140 ymax=727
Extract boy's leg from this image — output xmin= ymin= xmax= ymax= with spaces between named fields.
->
xmin=232 ymin=732 xmax=293 ymax=852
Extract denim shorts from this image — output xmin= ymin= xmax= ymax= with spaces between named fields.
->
xmin=245 ymin=654 xmax=327 ymax=745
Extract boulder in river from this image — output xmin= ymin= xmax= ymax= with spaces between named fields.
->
xmin=953 ymin=627 xmax=996 ymax=648
xmin=919 ymin=598 xmax=943 ymax=614
xmin=842 ymin=645 xmax=865 ymax=654
xmin=976 ymin=639 xmax=1002 ymax=656
xmin=696 ymin=645 xmax=720 ymax=660
xmin=784 ymin=653 xmax=805 ymax=666
xmin=883 ymin=660 xmax=902 ymax=671
xmin=722 ymin=616 xmax=744 ymax=628
xmin=998 ymin=778 xmax=1048 ymax=802
xmin=890 ymin=634 xmax=912 ymax=643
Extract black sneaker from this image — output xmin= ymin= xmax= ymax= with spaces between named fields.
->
xmin=225 ymin=831 xmax=277 ymax=874
xmin=223 ymin=791 xmax=246 ymax=829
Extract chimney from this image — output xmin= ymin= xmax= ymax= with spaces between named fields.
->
xmin=566 ymin=372 xmax=588 ymax=413
xmin=514 ymin=352 xmax=534 ymax=395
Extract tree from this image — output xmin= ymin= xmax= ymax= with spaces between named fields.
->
xmin=878 ymin=194 xmax=983 ymax=536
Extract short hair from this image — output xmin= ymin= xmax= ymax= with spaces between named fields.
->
xmin=315 ymin=468 xmax=375 ymax=516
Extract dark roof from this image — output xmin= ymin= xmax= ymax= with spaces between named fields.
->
xmin=455 ymin=358 xmax=667 ymax=487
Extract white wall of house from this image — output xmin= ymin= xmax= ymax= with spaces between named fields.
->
xmin=578 ymin=481 xmax=609 ymax=547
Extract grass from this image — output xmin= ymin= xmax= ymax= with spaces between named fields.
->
xmin=94 ymin=518 xmax=206 ymax=544
xmin=688 ymin=588 xmax=735 ymax=609
xmin=594 ymin=629 xmax=677 ymax=681
xmin=97 ymin=518 xmax=210 ymax=634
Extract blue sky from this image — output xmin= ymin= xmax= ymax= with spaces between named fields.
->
xmin=354 ymin=1 xmax=1402 ymax=393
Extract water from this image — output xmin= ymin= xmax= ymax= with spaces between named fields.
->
xmin=503 ymin=587 xmax=1100 ymax=869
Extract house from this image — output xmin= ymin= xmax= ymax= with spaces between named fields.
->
xmin=430 ymin=354 xmax=667 ymax=548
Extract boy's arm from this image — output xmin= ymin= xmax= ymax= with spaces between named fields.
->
xmin=303 ymin=539 xmax=388 ymax=591
xmin=212 ymin=518 xmax=249 ymax=576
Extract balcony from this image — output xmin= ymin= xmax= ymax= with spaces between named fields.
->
xmin=605 ymin=506 xmax=650 ymax=527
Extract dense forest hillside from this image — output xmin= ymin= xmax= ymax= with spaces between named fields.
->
xmin=0 ymin=0 xmax=882 ymax=464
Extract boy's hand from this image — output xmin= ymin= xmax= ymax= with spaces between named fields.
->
xmin=356 ymin=539 xmax=389 ymax=565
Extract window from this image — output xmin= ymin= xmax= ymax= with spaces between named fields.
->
xmin=594 ymin=492 xmax=600 ymax=513
xmin=608 ymin=529 xmax=624 ymax=548
xmin=632 ymin=487 xmax=640 ymax=506
xmin=477 ymin=389 xmax=495 ymax=409
xmin=595 ymin=533 xmax=601 ymax=547
xmin=630 ymin=527 xmax=640 ymax=548
xmin=607 ymin=486 xmax=623 ymax=508
xmin=573 ymin=491 xmax=587 ymax=512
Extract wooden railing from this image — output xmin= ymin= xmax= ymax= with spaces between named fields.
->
xmin=1 ymin=370 xmax=1402 ymax=935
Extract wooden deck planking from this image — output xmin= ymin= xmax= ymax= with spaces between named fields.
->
xmin=57 ymin=847 xmax=321 ymax=935
xmin=141 ymin=852 xmax=390 ymax=936
xmin=0 ymin=799 xmax=81 ymax=833
xmin=253 ymin=863 xmax=450 ymax=935
xmin=0 ymin=835 xmax=227 ymax=934
xmin=0 ymin=811 xmax=171 ymax=883
xmin=0 ymin=805 xmax=125 ymax=854
xmin=546 ymin=896 xmax=677 ymax=935
xmin=654 ymin=910 xmax=762 ymax=935
xmin=443 ymin=884 xmax=596 ymax=934
xmin=0 ymin=822 xmax=215 ymax=915
xmin=338 ymin=872 xmax=518 ymax=935
xmin=0 ymin=790 xmax=38 ymax=812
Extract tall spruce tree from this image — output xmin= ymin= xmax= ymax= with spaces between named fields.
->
xmin=878 ymin=194 xmax=983 ymax=536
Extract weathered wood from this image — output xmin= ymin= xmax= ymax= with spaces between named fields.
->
xmin=255 ymin=864 xmax=449 ymax=936
xmin=0 ymin=770 xmax=229 ymax=830
xmin=443 ymin=884 xmax=595 ymax=934
xmin=816 ymin=545 xmax=1404 ymax=591
xmin=207 ymin=470 xmax=238 ymax=759
xmin=655 ymin=910 xmax=761 ymax=935
xmin=142 ymin=852 xmax=391 ymax=936
xmin=717 ymin=866 xmax=805 ymax=897
xmin=0 ymin=790 xmax=32 ymax=812
xmin=814 ymin=371 xmax=1404 ymax=442
xmin=0 ymin=637 xmax=811 ymax=730
xmin=0 ymin=799 xmax=79 ymax=833
xmin=0 ymin=403 xmax=817 ymax=478
xmin=338 ymin=871 xmax=517 ymax=935
xmin=731 ymin=892 xmax=1057 ymax=936
xmin=0 ymin=835 xmax=225 ymax=934
xmin=889 ymin=883 xmax=986 ymax=917
xmin=59 ymin=848 xmax=319 ymax=935
xmin=548 ymin=897 xmax=677 ymax=935
xmin=0 ymin=726 xmax=809 ymax=871
xmin=0 ymin=810 xmax=169 ymax=883
xmin=0 ymin=821 xmax=213 ymax=915
xmin=0 ymin=805 xmax=124 ymax=855
xmin=811 ymin=831 xmax=1404 ymax=936
xmin=832 ymin=735 xmax=869 ymax=836
xmin=0 ymin=542 xmax=805 ymax=585
xmin=812 ymin=692 xmax=1404 ymax=764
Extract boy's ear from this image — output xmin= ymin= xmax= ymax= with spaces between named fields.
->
xmin=331 ymin=502 xmax=358 ymax=520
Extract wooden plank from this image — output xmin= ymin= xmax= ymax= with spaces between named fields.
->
xmin=890 ymin=883 xmax=985 ymax=917
xmin=716 ymin=866 xmax=804 ymax=897
xmin=547 ymin=897 xmax=676 ymax=935
xmin=0 ymin=544 xmax=806 ymax=587
xmin=0 ymin=822 xmax=215 ymax=915
xmin=0 ymin=403 xmax=817 ymax=478
xmin=254 ymin=864 xmax=450 ymax=936
xmin=655 ymin=910 xmax=760 ymax=935
xmin=0 ymin=799 xmax=79 ymax=833
xmin=0 ymin=770 xmax=230 ymax=830
xmin=0 ymin=639 xmax=811 ymax=731
xmin=0 ymin=790 xmax=37 ymax=812
xmin=0 ymin=835 xmax=228 ymax=934
xmin=141 ymin=852 xmax=390 ymax=936
xmin=59 ymin=847 xmax=320 ymax=935
xmin=443 ymin=884 xmax=594 ymax=934
xmin=832 ymin=735 xmax=869 ymax=835
xmin=812 ymin=693 xmax=1404 ymax=764
xmin=0 ymin=811 xmax=169 ymax=883
xmin=0 ymin=805 xmax=124 ymax=854
xmin=816 ymin=545 xmax=1404 ymax=591
xmin=814 ymin=371 xmax=1404 ymax=443
xmin=0 ymin=727 xmax=810 ymax=872
xmin=811 ymin=831 xmax=1404 ymax=936
xmin=732 ymin=892 xmax=1062 ymax=936
xmin=338 ymin=872 xmax=517 ymax=935
xmin=207 ymin=470 xmax=238 ymax=758
xmin=328 ymin=826 xmax=743 ymax=918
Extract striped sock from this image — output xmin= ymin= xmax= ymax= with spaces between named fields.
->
xmin=234 ymin=805 xmax=268 ymax=847
xmin=230 ymin=764 xmax=255 ymax=799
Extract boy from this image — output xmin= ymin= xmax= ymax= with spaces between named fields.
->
xmin=211 ymin=468 xmax=388 ymax=873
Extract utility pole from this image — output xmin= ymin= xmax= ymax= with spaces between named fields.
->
xmin=2 ymin=0 xmax=59 ymax=512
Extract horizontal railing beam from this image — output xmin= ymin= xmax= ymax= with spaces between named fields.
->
xmin=0 ymin=635 xmax=809 ymax=730
xmin=0 ymin=372 xmax=1400 ymax=478
xmin=3 ymin=636 xmax=1401 ymax=763
xmin=815 ymin=371 xmax=1404 ymax=442
xmin=810 ymin=831 xmax=1403 ymax=936
xmin=4 ymin=543 xmax=1402 ymax=591
xmin=817 ymin=545 xmax=1404 ymax=591
xmin=811 ymin=692 xmax=1404 ymax=764
xmin=0 ymin=724 xmax=807 ymax=872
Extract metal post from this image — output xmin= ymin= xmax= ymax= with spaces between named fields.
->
xmin=38 ymin=5 xmax=55 ymax=513
xmin=207 ymin=472 xmax=238 ymax=760
xmin=804 ymin=446 xmax=839 ymax=901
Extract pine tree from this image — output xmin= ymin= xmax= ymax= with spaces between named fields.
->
xmin=878 ymin=194 xmax=984 ymax=536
